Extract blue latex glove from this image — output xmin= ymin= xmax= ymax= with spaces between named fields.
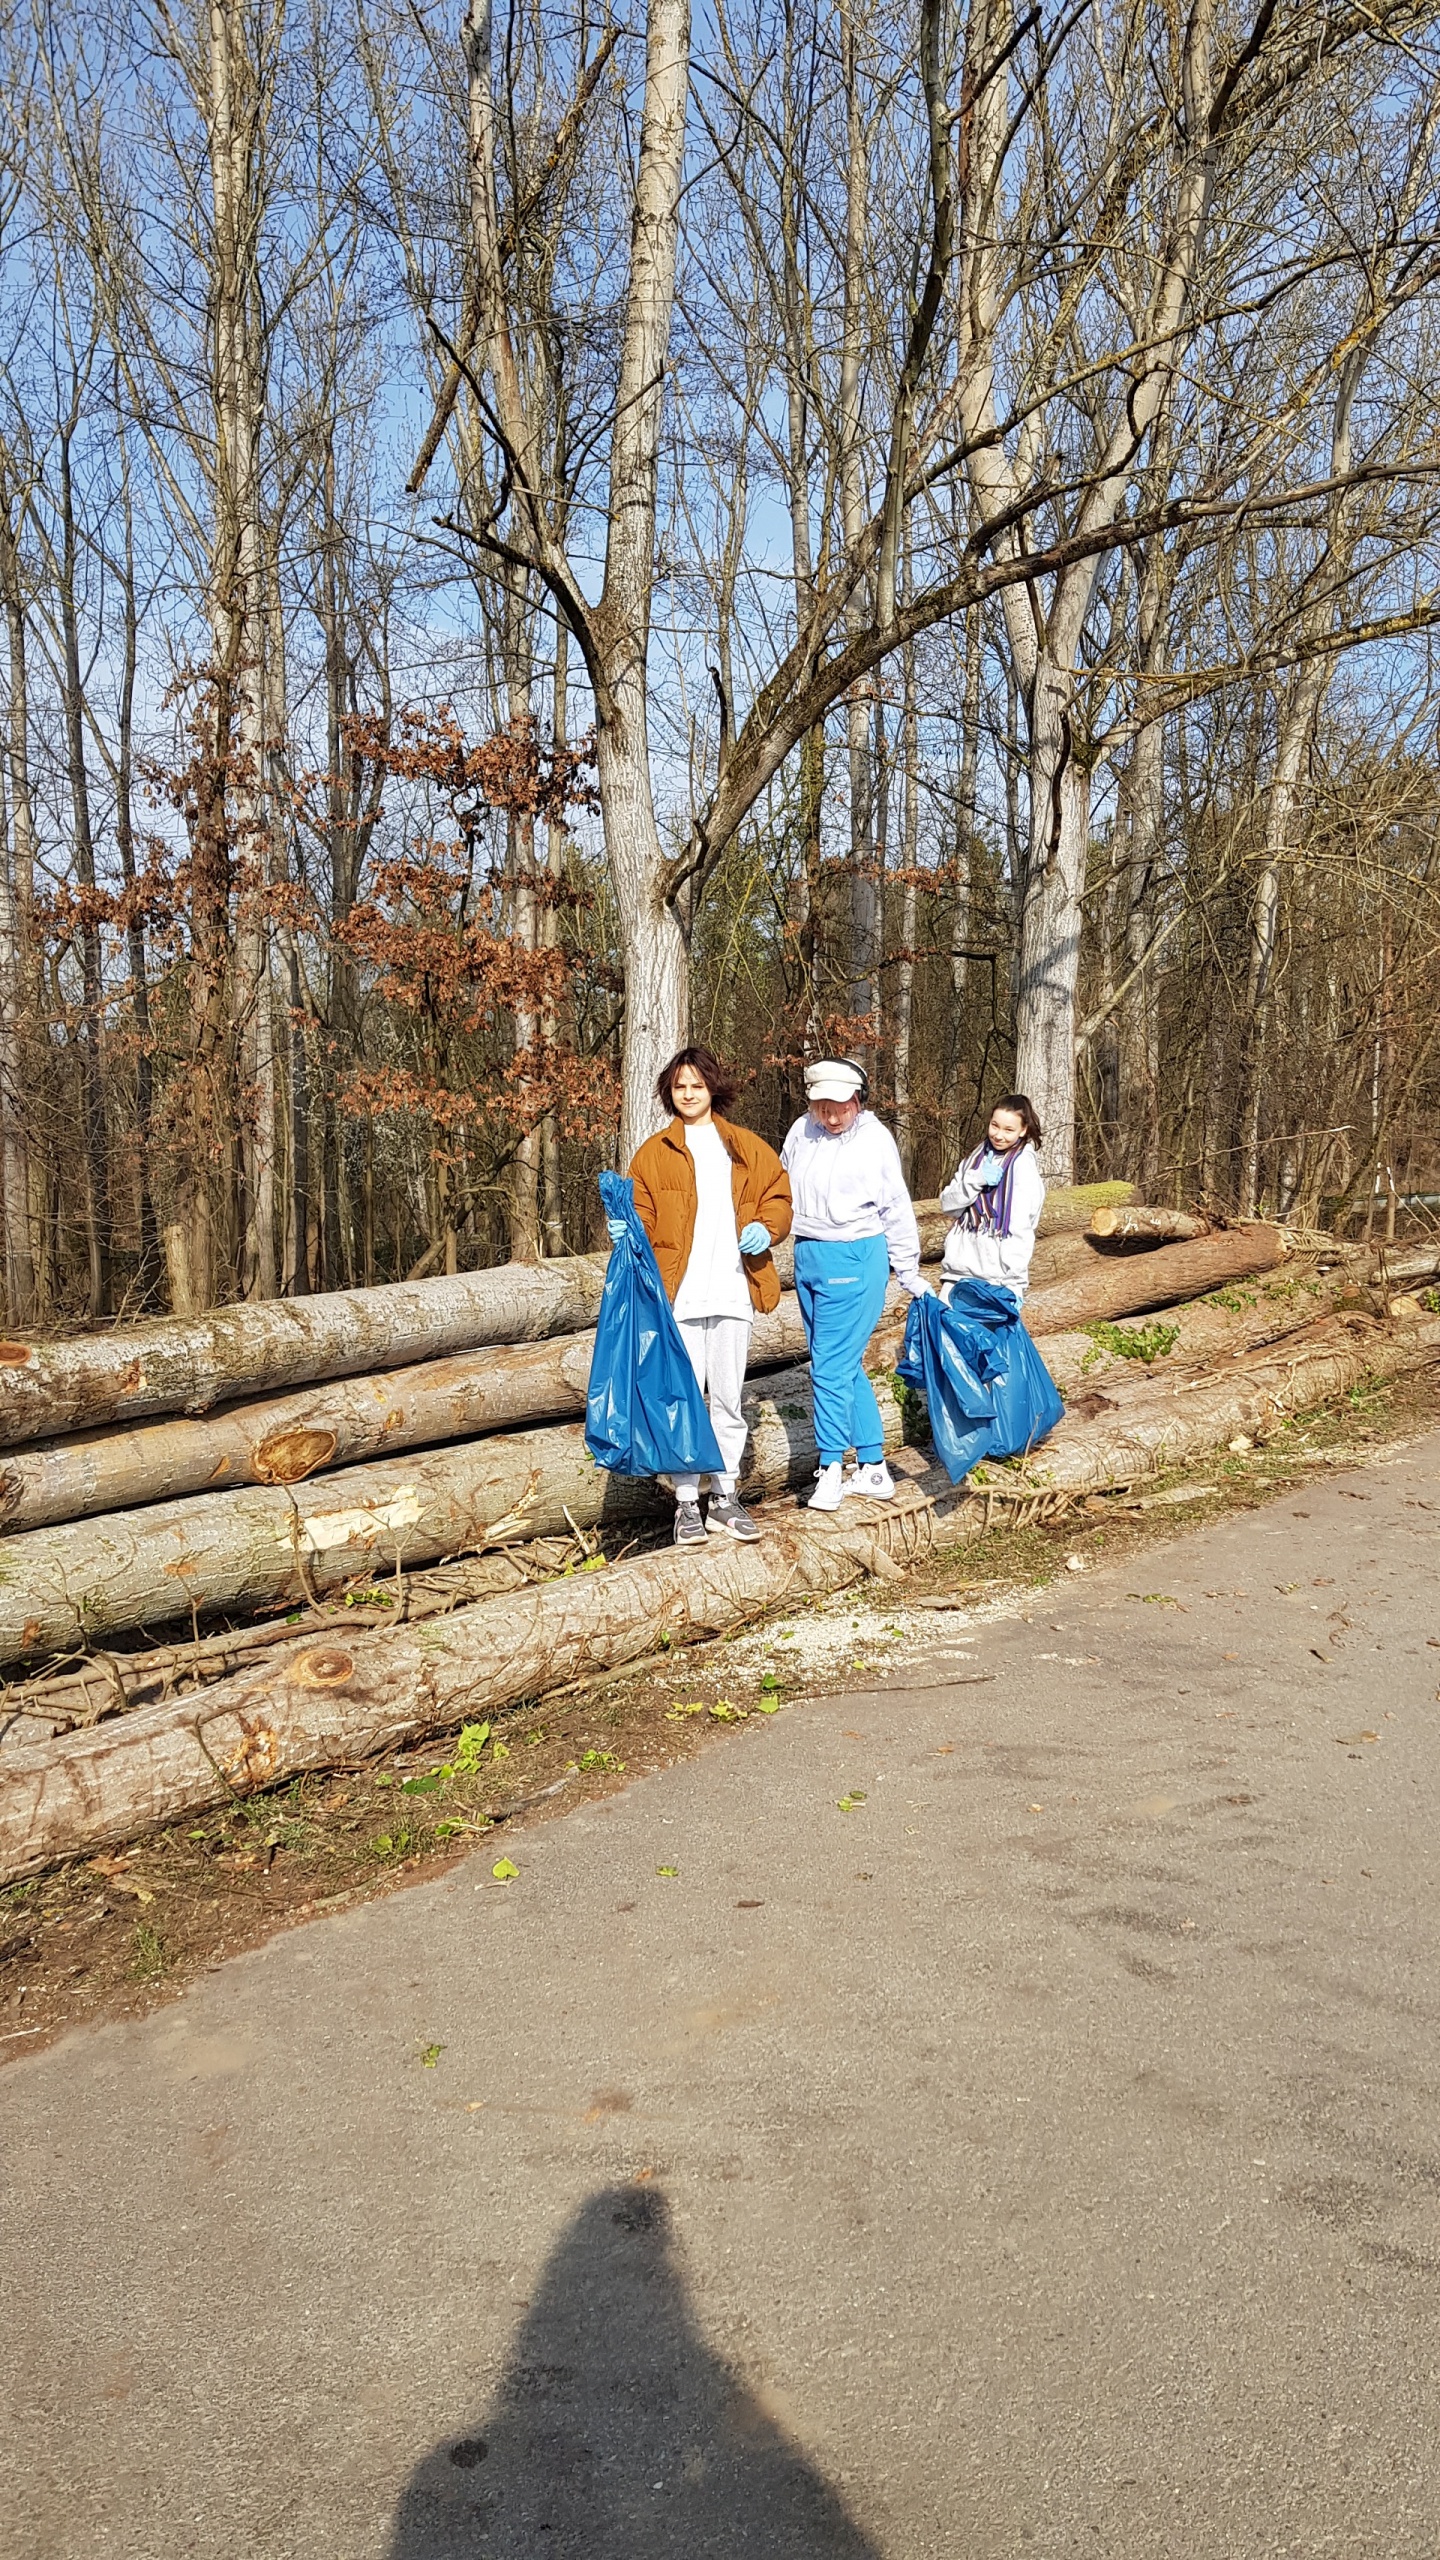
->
xmin=738 ymin=1221 xmax=770 ymax=1255
xmin=978 ymin=1147 xmax=1007 ymax=1185
xmin=605 ymin=1216 xmax=628 ymax=1245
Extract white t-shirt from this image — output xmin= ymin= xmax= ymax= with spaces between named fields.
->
xmin=673 ymin=1123 xmax=751 ymax=1321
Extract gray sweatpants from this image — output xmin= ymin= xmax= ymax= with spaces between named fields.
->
xmin=672 ymin=1313 xmax=751 ymax=1500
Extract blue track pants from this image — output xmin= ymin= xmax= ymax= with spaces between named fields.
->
xmin=793 ymin=1234 xmax=890 ymax=1468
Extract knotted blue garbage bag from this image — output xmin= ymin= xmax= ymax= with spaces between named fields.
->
xmin=897 ymin=1277 xmax=1064 ymax=1483
xmin=585 ymin=1171 xmax=725 ymax=1478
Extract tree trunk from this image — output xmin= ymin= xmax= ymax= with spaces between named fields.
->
xmin=838 ymin=0 xmax=875 ymax=1054
xmin=0 ymin=1255 xmax=610 ymax=1446
xmin=0 ymin=1353 xmax=891 ymax=1663
xmin=0 ymin=1295 xmax=818 ymax=1532
xmin=592 ymin=0 xmax=693 ymax=1162
xmin=0 ymin=493 xmax=39 ymax=1323
xmin=504 ymin=588 xmax=543 ymax=1260
xmin=0 ymin=1490 xmax=939 ymax=1878
xmin=1032 ymin=1257 xmax=1374 ymax=1401
xmin=540 ymin=619 xmax=568 ymax=1255
xmin=894 ymin=633 xmax=918 ymax=1178
xmin=204 ymin=0 xmax=271 ymax=1306
xmin=1089 ymin=1206 xmax=1211 ymax=1245
xmin=0 ymin=755 xmax=32 ymax=1328
xmin=1024 ymin=1223 xmax=1287 ymax=1337
xmin=1013 ymin=672 xmax=1091 ymax=1180
xmin=57 ymin=423 xmax=110 ymax=1318
xmin=1005 ymin=1311 xmax=1440 ymax=1501
xmin=115 ymin=456 xmax=159 ymax=1302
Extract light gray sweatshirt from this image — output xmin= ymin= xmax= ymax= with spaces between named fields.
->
xmin=780 ymin=1110 xmax=925 ymax=1293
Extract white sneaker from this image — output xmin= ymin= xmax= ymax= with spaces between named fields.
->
xmin=808 ymin=1462 xmax=846 ymax=1512
xmin=845 ymin=1460 xmax=896 ymax=1501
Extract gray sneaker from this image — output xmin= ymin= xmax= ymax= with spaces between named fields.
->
xmin=706 ymin=1497 xmax=761 ymax=1541
xmin=673 ymin=1501 xmax=707 ymax=1546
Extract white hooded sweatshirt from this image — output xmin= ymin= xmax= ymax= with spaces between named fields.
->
xmin=939 ymin=1140 xmax=1046 ymax=1301
xmin=781 ymin=1110 xmax=925 ymax=1293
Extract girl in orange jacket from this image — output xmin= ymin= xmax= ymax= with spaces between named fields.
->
xmin=613 ymin=1046 xmax=792 ymax=1546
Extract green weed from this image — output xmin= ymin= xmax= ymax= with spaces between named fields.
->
xmin=131 ymin=1920 xmax=167 ymax=1981
xmin=1080 ymin=1318 xmax=1181 ymax=1371
xmin=369 ymin=1828 xmax=414 ymax=1861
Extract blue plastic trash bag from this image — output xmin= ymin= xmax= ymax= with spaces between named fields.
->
xmin=897 ymin=1278 xmax=1064 ymax=1483
xmin=584 ymin=1172 xmax=725 ymax=1478
xmin=894 ymin=1290 xmax=996 ymax=1482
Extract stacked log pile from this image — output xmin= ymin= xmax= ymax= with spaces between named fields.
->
xmin=0 ymin=1180 xmax=1436 ymax=1881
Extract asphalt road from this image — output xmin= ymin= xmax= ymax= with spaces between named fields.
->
xmin=4 ymin=1432 xmax=1440 ymax=2560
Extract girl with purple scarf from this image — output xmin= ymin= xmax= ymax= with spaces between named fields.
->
xmin=939 ymin=1094 xmax=1046 ymax=1304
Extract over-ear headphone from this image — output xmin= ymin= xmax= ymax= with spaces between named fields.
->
xmin=805 ymin=1056 xmax=870 ymax=1105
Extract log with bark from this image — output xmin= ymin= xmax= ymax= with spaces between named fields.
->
xmin=0 ymin=1183 xmax=1135 ymax=1452
xmin=0 ymin=1257 xmax=609 ymax=1448
xmin=0 ymin=1356 xmax=884 ymax=1665
xmin=1088 ymin=1205 xmax=1213 ymax=1246
xmin=0 ymin=1229 xmax=1293 ymax=1658
xmin=3 ymin=1304 xmax=1435 ymax=1884
xmin=1023 ymin=1223 xmax=1288 ymax=1335
xmin=995 ymin=1307 xmax=1440 ymax=1501
xmin=0 ymin=1238 xmax=1108 ymax=1534
xmin=0 ymin=1491 xmax=941 ymax=1881
xmin=0 ymin=1534 xmax=598 ymax=1745
xmin=0 ymin=1293 xmax=812 ymax=1534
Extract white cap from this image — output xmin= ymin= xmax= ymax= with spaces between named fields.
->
xmin=805 ymin=1059 xmax=865 ymax=1103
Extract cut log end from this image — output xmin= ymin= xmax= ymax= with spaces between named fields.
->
xmin=252 ymin=1426 xmax=341 ymax=1485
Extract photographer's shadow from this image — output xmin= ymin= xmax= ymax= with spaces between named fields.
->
xmin=388 ymin=2182 xmax=880 ymax=2557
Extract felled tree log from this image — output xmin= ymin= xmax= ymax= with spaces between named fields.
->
xmin=5 ymin=1304 xmax=1436 ymax=1883
xmin=0 ymin=1255 xmax=614 ymax=1450
xmin=0 ymin=1535 xmax=597 ymax=1746
xmin=0 ymin=1291 xmax=824 ymax=1535
xmin=0 ymin=1491 xmax=940 ymax=1881
xmin=0 ymin=1356 xmax=901 ymax=1666
xmin=0 ymin=1245 xmax=1107 ymax=1537
xmin=999 ymin=1308 xmax=1440 ymax=1499
xmin=1089 ymin=1205 xmax=1212 ymax=1246
xmin=1024 ymin=1224 xmax=1287 ymax=1337
xmin=1036 ymin=1264 xmax=1346 ymax=1401
xmin=1033 ymin=1180 xmax=1139 ymax=1233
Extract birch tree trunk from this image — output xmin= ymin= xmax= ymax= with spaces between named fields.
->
xmin=57 ymin=414 xmax=110 ymax=1317
xmin=206 ymin=0 xmax=274 ymax=1304
xmin=594 ymin=0 xmax=693 ymax=1161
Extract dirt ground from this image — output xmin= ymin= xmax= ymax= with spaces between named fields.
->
xmin=5 ymin=1355 xmax=1439 ymax=2066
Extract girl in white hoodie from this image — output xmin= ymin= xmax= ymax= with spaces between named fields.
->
xmin=781 ymin=1058 xmax=929 ymax=1509
xmin=939 ymin=1094 xmax=1046 ymax=1303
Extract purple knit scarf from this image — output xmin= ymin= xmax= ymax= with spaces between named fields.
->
xmin=953 ymin=1142 xmax=1022 ymax=1240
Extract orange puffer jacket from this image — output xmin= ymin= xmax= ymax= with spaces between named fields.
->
xmin=628 ymin=1116 xmax=793 ymax=1314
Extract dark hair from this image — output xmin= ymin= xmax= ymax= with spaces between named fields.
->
xmin=990 ymin=1092 xmax=1042 ymax=1148
xmin=656 ymin=1044 xmax=737 ymax=1116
